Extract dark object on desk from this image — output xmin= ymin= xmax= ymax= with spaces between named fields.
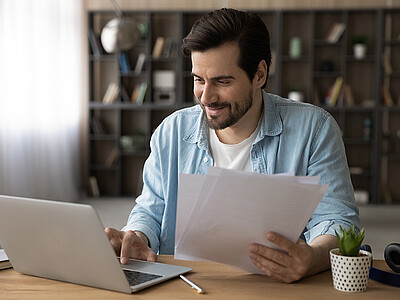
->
xmin=384 ymin=243 xmax=400 ymax=273
xmin=362 ymin=243 xmax=400 ymax=287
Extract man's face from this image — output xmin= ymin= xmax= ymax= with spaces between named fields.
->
xmin=191 ymin=42 xmax=256 ymax=130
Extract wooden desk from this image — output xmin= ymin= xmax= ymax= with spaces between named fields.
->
xmin=0 ymin=256 xmax=397 ymax=299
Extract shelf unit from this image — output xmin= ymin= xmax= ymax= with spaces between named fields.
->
xmin=87 ymin=9 xmax=400 ymax=204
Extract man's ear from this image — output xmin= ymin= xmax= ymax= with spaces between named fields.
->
xmin=254 ymin=60 xmax=268 ymax=88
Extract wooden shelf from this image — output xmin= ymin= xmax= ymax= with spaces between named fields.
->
xmin=86 ymin=8 xmax=400 ymax=203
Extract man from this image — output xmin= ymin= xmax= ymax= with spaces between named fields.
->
xmin=105 ymin=8 xmax=359 ymax=283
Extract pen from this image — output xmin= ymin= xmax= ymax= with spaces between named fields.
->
xmin=180 ymin=275 xmax=205 ymax=294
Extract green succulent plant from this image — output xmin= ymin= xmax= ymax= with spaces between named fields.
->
xmin=335 ymin=225 xmax=365 ymax=256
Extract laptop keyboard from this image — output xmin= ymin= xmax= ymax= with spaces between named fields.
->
xmin=123 ymin=269 xmax=163 ymax=287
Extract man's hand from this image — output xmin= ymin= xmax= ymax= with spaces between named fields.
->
xmin=248 ymin=232 xmax=337 ymax=283
xmin=104 ymin=227 xmax=157 ymax=264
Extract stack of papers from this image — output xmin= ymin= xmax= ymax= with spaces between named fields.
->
xmin=0 ymin=249 xmax=12 ymax=270
xmin=174 ymin=167 xmax=328 ymax=274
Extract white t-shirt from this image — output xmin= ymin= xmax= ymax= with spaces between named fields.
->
xmin=209 ymin=122 xmax=260 ymax=172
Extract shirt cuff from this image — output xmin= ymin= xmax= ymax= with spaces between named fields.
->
xmin=304 ymin=221 xmax=356 ymax=243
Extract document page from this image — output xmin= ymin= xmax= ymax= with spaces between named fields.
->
xmin=174 ymin=167 xmax=328 ymax=274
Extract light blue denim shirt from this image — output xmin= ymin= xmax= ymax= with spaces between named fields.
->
xmin=123 ymin=91 xmax=360 ymax=254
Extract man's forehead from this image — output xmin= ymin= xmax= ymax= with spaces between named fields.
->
xmin=191 ymin=45 xmax=241 ymax=76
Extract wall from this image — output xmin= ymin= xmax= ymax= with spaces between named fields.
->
xmin=85 ymin=0 xmax=400 ymax=11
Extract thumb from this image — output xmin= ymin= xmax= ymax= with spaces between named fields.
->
xmin=146 ymin=250 xmax=157 ymax=262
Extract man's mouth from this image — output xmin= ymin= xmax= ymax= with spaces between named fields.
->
xmin=205 ymin=106 xmax=227 ymax=116
xmin=204 ymin=103 xmax=229 ymax=117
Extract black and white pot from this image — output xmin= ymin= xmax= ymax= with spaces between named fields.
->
xmin=330 ymin=248 xmax=372 ymax=292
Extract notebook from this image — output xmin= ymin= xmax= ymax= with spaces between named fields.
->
xmin=0 ymin=195 xmax=191 ymax=293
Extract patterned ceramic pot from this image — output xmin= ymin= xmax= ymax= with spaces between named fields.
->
xmin=330 ymin=248 xmax=372 ymax=292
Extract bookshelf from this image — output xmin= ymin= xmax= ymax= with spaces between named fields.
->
xmin=87 ymin=9 xmax=400 ymax=204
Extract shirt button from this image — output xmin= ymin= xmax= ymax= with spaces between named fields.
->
xmin=203 ymin=157 xmax=209 ymax=163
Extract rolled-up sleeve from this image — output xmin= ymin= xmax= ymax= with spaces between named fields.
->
xmin=122 ymin=129 xmax=164 ymax=253
xmin=304 ymin=113 xmax=360 ymax=243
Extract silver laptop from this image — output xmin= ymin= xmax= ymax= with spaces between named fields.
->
xmin=0 ymin=195 xmax=191 ymax=293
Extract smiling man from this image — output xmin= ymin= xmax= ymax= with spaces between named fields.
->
xmin=105 ymin=8 xmax=360 ymax=283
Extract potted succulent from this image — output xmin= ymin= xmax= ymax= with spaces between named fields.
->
xmin=330 ymin=225 xmax=372 ymax=292
xmin=352 ymin=35 xmax=368 ymax=59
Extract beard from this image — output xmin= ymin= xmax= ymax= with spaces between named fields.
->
xmin=200 ymin=88 xmax=254 ymax=130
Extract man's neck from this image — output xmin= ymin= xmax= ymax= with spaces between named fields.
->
xmin=215 ymin=92 xmax=263 ymax=145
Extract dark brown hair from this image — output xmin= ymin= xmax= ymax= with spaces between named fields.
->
xmin=182 ymin=8 xmax=271 ymax=89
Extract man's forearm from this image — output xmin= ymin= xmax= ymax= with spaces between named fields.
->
xmin=308 ymin=234 xmax=338 ymax=276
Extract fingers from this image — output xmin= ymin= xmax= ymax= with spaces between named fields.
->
xmin=248 ymin=244 xmax=303 ymax=283
xmin=120 ymin=231 xmax=157 ymax=264
xmin=105 ymin=228 xmax=157 ymax=264
xmin=249 ymin=243 xmax=288 ymax=267
xmin=265 ymin=232 xmax=299 ymax=257
xmin=120 ymin=230 xmax=139 ymax=264
xmin=104 ymin=227 xmax=123 ymax=254
xmin=146 ymin=250 xmax=157 ymax=262
xmin=248 ymin=232 xmax=309 ymax=283
xmin=249 ymin=253 xmax=296 ymax=283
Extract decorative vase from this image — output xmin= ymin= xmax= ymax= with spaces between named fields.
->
xmin=353 ymin=44 xmax=367 ymax=59
xmin=289 ymin=37 xmax=302 ymax=59
xmin=288 ymin=91 xmax=304 ymax=102
xmin=330 ymin=248 xmax=372 ymax=292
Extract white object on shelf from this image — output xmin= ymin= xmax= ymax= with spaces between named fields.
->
xmin=353 ymin=44 xmax=367 ymax=59
xmin=354 ymin=190 xmax=369 ymax=205
xmin=153 ymin=70 xmax=175 ymax=89
xmin=288 ymin=91 xmax=304 ymax=102
xmin=101 ymin=18 xmax=140 ymax=53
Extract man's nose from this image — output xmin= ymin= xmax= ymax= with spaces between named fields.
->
xmin=200 ymin=84 xmax=217 ymax=105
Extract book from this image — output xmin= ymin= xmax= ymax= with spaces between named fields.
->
xmin=330 ymin=77 xmax=344 ymax=106
xmin=88 ymin=176 xmax=100 ymax=197
xmin=336 ymin=82 xmax=345 ymax=107
xmin=382 ymin=85 xmax=394 ymax=106
xmin=121 ymin=87 xmax=131 ymax=103
xmin=105 ymin=147 xmax=119 ymax=166
xmin=382 ymin=47 xmax=393 ymax=75
xmin=152 ymin=36 xmax=165 ymax=58
xmin=326 ymin=23 xmax=346 ymax=44
xmin=0 ymin=249 xmax=12 ymax=270
xmin=162 ymin=37 xmax=173 ymax=58
xmin=136 ymin=83 xmax=148 ymax=105
xmin=131 ymin=83 xmax=141 ymax=103
xmin=324 ymin=84 xmax=334 ymax=106
xmin=88 ymin=28 xmax=103 ymax=56
xmin=119 ymin=52 xmax=131 ymax=74
xmin=102 ymin=82 xmax=119 ymax=104
xmin=343 ymin=83 xmax=354 ymax=106
xmin=169 ymin=38 xmax=179 ymax=58
xmin=91 ymin=116 xmax=106 ymax=134
xmin=134 ymin=53 xmax=146 ymax=74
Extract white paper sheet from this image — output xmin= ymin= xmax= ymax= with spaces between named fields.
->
xmin=0 ymin=249 xmax=9 ymax=261
xmin=174 ymin=167 xmax=328 ymax=274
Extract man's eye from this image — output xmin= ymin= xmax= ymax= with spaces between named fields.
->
xmin=217 ymin=80 xmax=228 ymax=85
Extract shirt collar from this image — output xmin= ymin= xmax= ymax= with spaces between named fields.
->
xmin=185 ymin=90 xmax=283 ymax=148
xmin=259 ymin=90 xmax=283 ymax=137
